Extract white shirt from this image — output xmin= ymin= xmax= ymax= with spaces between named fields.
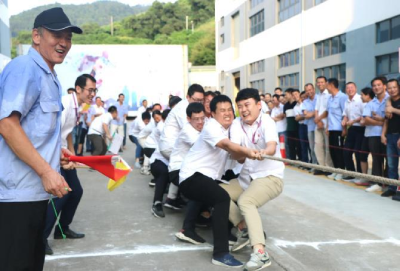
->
xmin=261 ymin=101 xmax=269 ymax=114
xmin=293 ymin=102 xmax=305 ymax=124
xmin=60 ymin=93 xmax=79 ymax=148
xmin=150 ymin=147 xmax=169 ymax=166
xmin=88 ymin=112 xmax=113 ymax=135
xmin=92 ymin=104 xmax=105 ymax=116
xmin=129 ymin=117 xmax=146 ymax=137
xmin=168 ymin=123 xmax=201 ymax=172
xmin=230 ymin=114 xmax=285 ymax=189
xmin=138 ymin=106 xmax=147 ymax=116
xmin=315 ymin=89 xmax=331 ymax=127
xmin=179 ymin=118 xmax=229 ymax=183
xmin=159 ymin=100 xmax=189 ymax=152
xmin=138 ymin=119 xmax=155 ymax=139
xmin=343 ymin=94 xmax=363 ymax=127
xmin=270 ymin=104 xmax=287 ymax=133
xmin=145 ymin=121 xmax=164 ymax=149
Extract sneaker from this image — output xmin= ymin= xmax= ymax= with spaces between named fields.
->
xmin=381 ymin=190 xmax=396 ymax=197
xmin=175 ymin=229 xmax=205 ymax=245
xmin=354 ymin=179 xmax=370 ymax=186
xmin=334 ymin=174 xmax=343 ymax=181
xmin=327 ymin=173 xmax=337 ymax=179
xmin=151 ymin=203 xmax=165 ymax=218
xmin=134 ymin=161 xmax=141 ymax=169
xmin=140 ymin=166 xmax=151 ymax=175
xmin=45 ymin=240 xmax=53 ymax=255
xmin=366 ymin=184 xmax=382 ymax=192
xmin=309 ymin=168 xmax=315 ymax=173
xmin=164 ymin=198 xmax=183 ymax=210
xmin=342 ymin=176 xmax=354 ymax=181
xmin=244 ymin=250 xmax=272 ymax=271
xmin=195 ymin=215 xmax=212 ymax=228
xmin=149 ymin=179 xmax=156 ymax=187
xmin=229 ymin=232 xmax=238 ymax=246
xmin=231 ymin=228 xmax=250 ymax=252
xmin=212 ymin=253 xmax=243 ymax=268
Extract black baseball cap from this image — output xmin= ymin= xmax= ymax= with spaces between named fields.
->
xmin=33 ymin=7 xmax=82 ymax=34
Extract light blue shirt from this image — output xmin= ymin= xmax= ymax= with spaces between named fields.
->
xmin=327 ymin=91 xmax=347 ymax=131
xmin=0 ymin=47 xmax=62 ymax=202
xmin=362 ymin=93 xmax=389 ymax=137
xmin=111 ymin=102 xmax=128 ymax=126
xmin=302 ymin=95 xmax=318 ymax=132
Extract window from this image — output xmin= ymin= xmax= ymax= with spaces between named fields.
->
xmin=250 ymin=79 xmax=265 ymax=93
xmin=377 ymin=15 xmax=400 ymax=43
xmin=278 ymin=73 xmax=299 ymax=89
xmin=220 ymin=34 xmax=225 ymax=44
xmin=376 ymin=53 xmax=399 ymax=76
xmin=220 ymin=17 xmax=225 ymax=27
xmin=250 ymin=60 xmax=265 ymax=74
xmin=315 ymin=64 xmax=346 ymax=91
xmin=250 ymin=10 xmax=265 ymax=37
xmin=250 ymin=0 xmax=264 ymax=9
xmin=278 ymin=0 xmax=301 ymax=23
xmin=315 ymin=34 xmax=346 ymax=58
xmin=315 ymin=0 xmax=327 ymax=5
xmin=279 ymin=49 xmax=300 ymax=68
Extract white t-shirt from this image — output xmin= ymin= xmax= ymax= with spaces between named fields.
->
xmin=293 ymin=102 xmax=305 ymax=124
xmin=261 ymin=101 xmax=270 ymax=114
xmin=315 ymin=89 xmax=331 ymax=127
xmin=343 ymin=94 xmax=363 ymax=127
xmin=159 ymin=100 xmax=189 ymax=152
xmin=168 ymin=123 xmax=201 ymax=172
xmin=145 ymin=121 xmax=164 ymax=149
xmin=230 ymin=113 xmax=285 ymax=189
xmin=129 ymin=117 xmax=146 ymax=137
xmin=179 ymin=118 xmax=229 ymax=183
xmin=60 ymin=93 xmax=79 ymax=148
xmin=270 ymin=104 xmax=287 ymax=133
xmin=88 ymin=112 xmax=113 ymax=135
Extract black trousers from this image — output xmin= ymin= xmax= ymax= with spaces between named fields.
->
xmin=287 ymin=130 xmax=301 ymax=160
xmin=180 ymin=172 xmax=230 ymax=256
xmin=0 ymin=200 xmax=48 ymax=271
xmin=368 ymin=136 xmax=387 ymax=177
xmin=151 ymin=159 xmax=170 ymax=204
xmin=343 ymin=126 xmax=365 ymax=172
xmin=329 ymin=131 xmax=345 ymax=169
xmin=143 ymin=148 xmax=155 ymax=159
xmin=44 ymin=168 xmax=83 ymax=239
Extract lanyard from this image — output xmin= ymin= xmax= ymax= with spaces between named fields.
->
xmin=240 ymin=116 xmax=262 ymax=144
xmin=72 ymin=93 xmax=80 ymax=125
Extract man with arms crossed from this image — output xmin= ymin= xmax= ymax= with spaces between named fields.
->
xmin=0 ymin=7 xmax=82 ymax=270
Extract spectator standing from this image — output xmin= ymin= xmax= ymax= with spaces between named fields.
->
xmin=294 ymin=90 xmax=309 ymax=163
xmin=302 ymin=83 xmax=318 ymax=171
xmin=111 ymin=93 xmax=129 ymax=151
xmin=284 ymin=89 xmax=301 ymax=161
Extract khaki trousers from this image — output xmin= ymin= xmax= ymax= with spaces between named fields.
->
xmin=314 ymin=128 xmax=333 ymax=167
xmin=220 ymin=176 xmax=283 ymax=246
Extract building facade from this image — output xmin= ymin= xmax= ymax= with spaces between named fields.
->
xmin=216 ymin=0 xmax=400 ymax=98
xmin=0 ymin=0 xmax=11 ymax=73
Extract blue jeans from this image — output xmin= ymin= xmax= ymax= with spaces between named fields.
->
xmin=299 ymin=124 xmax=309 ymax=163
xmin=129 ymin=135 xmax=142 ymax=159
xmin=386 ymin=133 xmax=400 ymax=191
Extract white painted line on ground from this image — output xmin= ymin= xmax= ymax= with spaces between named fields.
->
xmin=272 ymin=238 xmax=400 ymax=250
xmin=45 ymin=244 xmax=212 ymax=261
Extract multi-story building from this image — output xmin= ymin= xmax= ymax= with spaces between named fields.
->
xmin=216 ymin=0 xmax=400 ymax=98
xmin=0 ymin=0 xmax=11 ymax=73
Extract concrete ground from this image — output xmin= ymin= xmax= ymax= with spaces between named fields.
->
xmin=44 ymin=141 xmax=400 ymax=271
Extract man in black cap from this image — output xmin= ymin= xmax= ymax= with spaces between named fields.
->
xmin=0 ymin=7 xmax=81 ymax=271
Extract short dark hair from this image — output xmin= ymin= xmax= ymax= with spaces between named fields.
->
xmin=214 ymin=91 xmax=221 ymax=96
xmin=387 ymin=78 xmax=400 ymax=87
xmin=67 ymin=87 xmax=76 ymax=93
xmin=235 ymin=88 xmax=260 ymax=103
xmin=274 ymin=87 xmax=282 ymax=92
xmin=371 ymin=76 xmax=387 ymax=86
xmin=327 ymin=78 xmax=339 ymax=89
xmin=265 ymin=93 xmax=272 ymax=97
xmin=186 ymin=102 xmax=205 ymax=117
xmin=346 ymin=81 xmax=357 ymax=87
xmin=285 ymin=88 xmax=294 ymax=94
xmin=316 ymin=76 xmax=327 ymax=82
xmin=361 ymin=87 xmax=375 ymax=99
xmin=260 ymin=94 xmax=265 ymax=98
xmin=142 ymin=99 xmax=147 ymax=103
xmin=272 ymin=94 xmax=280 ymax=100
xmin=152 ymin=103 xmax=162 ymax=110
xmin=152 ymin=110 xmax=162 ymax=118
xmin=95 ymin=96 xmax=101 ymax=101
xmin=291 ymin=89 xmax=300 ymax=94
xmin=210 ymin=95 xmax=233 ymax=113
xmin=75 ymin=74 xmax=96 ymax=89
xmin=187 ymin=84 xmax=205 ymax=97
xmin=169 ymin=96 xmax=182 ymax=108
xmin=119 ymin=93 xmax=125 ymax=98
xmin=300 ymin=90 xmax=306 ymax=96
xmin=142 ymin=111 xmax=151 ymax=121
xmin=108 ymin=106 xmax=117 ymax=113
xmin=162 ymin=109 xmax=171 ymax=120
xmin=304 ymin=83 xmax=314 ymax=89
xmin=205 ymin=90 xmax=217 ymax=98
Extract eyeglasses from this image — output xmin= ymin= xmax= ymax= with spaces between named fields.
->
xmin=82 ymin=87 xmax=98 ymax=94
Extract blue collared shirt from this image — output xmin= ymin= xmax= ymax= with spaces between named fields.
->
xmin=362 ymin=93 xmax=389 ymax=137
xmin=327 ymin=91 xmax=347 ymax=131
xmin=0 ymin=47 xmax=62 ymax=202
xmin=111 ymin=102 xmax=129 ymax=126
xmin=302 ymin=95 xmax=318 ymax=132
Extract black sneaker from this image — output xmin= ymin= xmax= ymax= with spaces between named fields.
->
xmin=175 ymin=229 xmax=205 ymax=245
xmin=195 ymin=215 xmax=212 ymax=228
xmin=381 ymin=190 xmax=396 ymax=197
xmin=45 ymin=240 xmax=53 ymax=255
xmin=149 ymin=179 xmax=156 ymax=187
xmin=228 ymin=232 xmax=237 ymax=246
xmin=164 ymin=198 xmax=183 ymax=210
xmin=151 ymin=203 xmax=165 ymax=218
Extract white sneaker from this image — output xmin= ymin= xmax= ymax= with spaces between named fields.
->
xmin=334 ymin=174 xmax=343 ymax=181
xmin=327 ymin=173 xmax=337 ymax=179
xmin=231 ymin=228 xmax=250 ymax=252
xmin=140 ymin=166 xmax=151 ymax=175
xmin=244 ymin=250 xmax=271 ymax=271
xmin=366 ymin=184 xmax=382 ymax=192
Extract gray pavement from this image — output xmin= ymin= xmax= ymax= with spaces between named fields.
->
xmin=44 ymin=141 xmax=400 ymax=271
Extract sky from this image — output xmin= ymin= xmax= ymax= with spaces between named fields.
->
xmin=8 ymin=0 xmax=175 ymax=16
